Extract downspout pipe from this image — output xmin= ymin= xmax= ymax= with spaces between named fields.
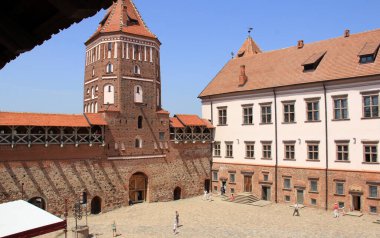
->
xmin=210 ymin=97 xmax=214 ymax=193
xmin=273 ymin=88 xmax=278 ymax=203
xmin=323 ymin=83 xmax=329 ymax=210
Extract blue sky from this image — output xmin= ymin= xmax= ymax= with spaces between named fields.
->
xmin=0 ymin=0 xmax=379 ymax=116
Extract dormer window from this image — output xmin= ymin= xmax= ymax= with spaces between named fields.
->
xmin=302 ymin=51 xmax=326 ymax=71
xmin=358 ymin=42 xmax=379 ymax=64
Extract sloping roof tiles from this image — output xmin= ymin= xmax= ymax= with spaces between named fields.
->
xmin=199 ymin=29 xmax=380 ymax=98
xmin=85 ymin=113 xmax=108 ymax=126
xmin=87 ymin=0 xmax=157 ymax=43
xmin=0 ymin=112 xmax=107 ymax=127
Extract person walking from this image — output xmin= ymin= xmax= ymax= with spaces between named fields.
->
xmin=333 ymin=202 xmax=339 ymax=218
xmin=293 ymin=203 xmax=300 ymax=216
xmin=112 ymin=221 xmax=117 ymax=237
xmin=175 ymin=211 xmax=179 ymax=226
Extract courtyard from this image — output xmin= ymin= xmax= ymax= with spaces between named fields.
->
xmin=39 ymin=195 xmax=380 ymax=238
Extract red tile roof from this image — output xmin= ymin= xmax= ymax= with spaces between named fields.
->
xmin=0 ymin=112 xmax=107 ymax=127
xmin=199 ymin=29 xmax=380 ymax=98
xmin=175 ymin=114 xmax=206 ymax=127
xmin=156 ymin=109 xmax=170 ymax=115
xmin=87 ymin=0 xmax=157 ymax=43
xmin=237 ymin=36 xmax=262 ymax=57
xmin=85 ymin=113 xmax=108 ymax=126
xmin=169 ymin=117 xmax=184 ymax=128
xmin=202 ymin=119 xmax=215 ymax=129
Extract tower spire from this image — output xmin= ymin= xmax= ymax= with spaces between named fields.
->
xmin=236 ymin=29 xmax=261 ymax=58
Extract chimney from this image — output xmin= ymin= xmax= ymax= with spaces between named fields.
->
xmin=239 ymin=65 xmax=248 ymax=86
xmin=297 ymin=40 xmax=304 ymax=49
xmin=344 ymin=29 xmax=350 ymax=38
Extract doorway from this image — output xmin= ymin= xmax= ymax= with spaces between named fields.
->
xmin=296 ymin=189 xmax=304 ymax=204
xmin=90 ymin=196 xmax=101 ymax=214
xmin=129 ymin=172 xmax=148 ymax=203
xmin=244 ymin=175 xmax=252 ymax=192
xmin=173 ymin=187 xmax=181 ymax=200
xmin=352 ymin=195 xmax=361 ymax=211
xmin=221 ymin=181 xmax=227 ymax=195
xmin=204 ymin=179 xmax=210 ymax=193
xmin=262 ymin=186 xmax=271 ymax=201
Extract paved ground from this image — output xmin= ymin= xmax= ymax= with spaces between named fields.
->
xmin=39 ymin=196 xmax=380 ymax=238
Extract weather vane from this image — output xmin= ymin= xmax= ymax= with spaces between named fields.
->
xmin=248 ymin=27 xmax=253 ymax=36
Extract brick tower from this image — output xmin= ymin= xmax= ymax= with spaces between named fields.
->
xmin=83 ymin=0 xmax=169 ymax=158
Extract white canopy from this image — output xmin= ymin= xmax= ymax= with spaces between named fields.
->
xmin=0 ymin=200 xmax=66 ymax=238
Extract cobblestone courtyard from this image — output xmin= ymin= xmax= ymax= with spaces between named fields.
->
xmin=40 ymin=196 xmax=380 ymax=238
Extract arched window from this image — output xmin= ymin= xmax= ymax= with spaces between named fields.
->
xmin=106 ymin=63 xmax=113 ymax=73
xmin=95 ymin=85 xmax=98 ymax=92
xmin=135 ymin=137 xmax=142 ymax=148
xmin=86 ymin=88 xmax=90 ymax=95
xmin=104 ymin=84 xmax=114 ymax=104
xmin=91 ymin=86 xmax=95 ymax=99
xmin=94 ymin=102 xmax=98 ymax=113
xmin=138 ymin=116 xmax=143 ymax=129
xmin=134 ymin=85 xmax=143 ymax=103
xmin=92 ymin=66 xmax=95 ymax=76
xmin=134 ymin=65 xmax=140 ymax=75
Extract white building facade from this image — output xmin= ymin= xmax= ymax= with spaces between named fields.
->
xmin=200 ymin=29 xmax=380 ymax=213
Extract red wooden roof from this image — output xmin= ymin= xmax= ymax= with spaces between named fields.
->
xmin=172 ymin=114 xmax=214 ymax=128
xmin=0 ymin=112 xmax=107 ymax=127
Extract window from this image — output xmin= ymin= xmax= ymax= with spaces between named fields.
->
xmin=261 ymin=104 xmax=272 ymax=124
xmin=137 ymin=116 xmax=143 ymax=129
xmin=218 ymin=107 xmax=227 ymax=125
xmin=283 ymin=178 xmax=291 ymax=189
xmin=262 ymin=142 xmax=272 ymax=159
xmin=134 ymin=85 xmax=143 ymax=103
xmin=335 ymin=182 xmax=344 ymax=195
xmin=135 ymin=138 xmax=142 ymax=148
xmin=106 ymin=63 xmax=113 ymax=73
xmin=360 ymin=55 xmax=375 ymax=63
xmin=225 ymin=142 xmax=233 ymax=157
xmin=285 ymin=195 xmax=290 ymax=202
xmin=134 ymin=65 xmax=141 ymax=74
xmin=92 ymin=66 xmax=95 ymax=77
xmin=229 ymin=173 xmax=235 ymax=183
xmin=333 ymin=97 xmax=348 ymax=120
xmin=302 ymin=51 xmax=326 ymax=71
xmin=245 ymin=142 xmax=255 ymax=159
xmin=336 ymin=143 xmax=349 ymax=161
xmin=284 ymin=142 xmax=295 ymax=160
xmin=242 ymin=105 xmax=253 ymax=124
xmin=363 ymin=144 xmax=378 ymax=163
xmin=212 ymin=171 xmax=218 ymax=181
xmin=159 ymin=132 xmax=165 ymax=141
xmin=103 ymin=84 xmax=114 ymax=104
xmin=311 ymin=198 xmax=317 ymax=206
xmin=370 ymin=206 xmax=377 ymax=214
xmin=363 ymin=94 xmax=379 ymax=118
xmin=86 ymin=88 xmax=90 ymax=94
xmin=307 ymin=142 xmax=319 ymax=160
xmin=369 ymin=185 xmax=378 ymax=198
xmin=306 ymin=100 xmax=320 ymax=121
xmin=214 ymin=142 xmax=221 ymax=157
xmin=108 ymin=42 xmax=112 ymax=51
xmin=338 ymin=202 xmax=345 ymax=209
xmin=310 ymin=180 xmax=318 ymax=192
xmin=283 ymin=102 xmax=295 ymax=123
xmin=263 ymin=174 xmax=269 ymax=181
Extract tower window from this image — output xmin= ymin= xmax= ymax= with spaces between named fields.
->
xmin=104 ymin=84 xmax=114 ymax=104
xmin=106 ymin=63 xmax=113 ymax=73
xmin=135 ymin=138 xmax=142 ymax=148
xmin=92 ymin=66 xmax=95 ymax=77
xmin=108 ymin=86 xmax=112 ymax=92
xmin=138 ymin=116 xmax=143 ymax=129
xmin=134 ymin=85 xmax=143 ymax=103
xmin=108 ymin=42 xmax=112 ymax=51
xmin=134 ymin=65 xmax=141 ymax=75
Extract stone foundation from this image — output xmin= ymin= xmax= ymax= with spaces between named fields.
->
xmin=212 ymin=162 xmax=380 ymax=214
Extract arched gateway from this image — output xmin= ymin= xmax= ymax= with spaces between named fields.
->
xmin=129 ymin=172 xmax=148 ymax=203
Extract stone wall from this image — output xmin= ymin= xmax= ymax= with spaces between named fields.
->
xmin=0 ymin=142 xmax=211 ymax=216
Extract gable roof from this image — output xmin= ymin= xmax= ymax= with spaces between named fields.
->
xmin=173 ymin=114 xmax=214 ymax=128
xmin=237 ymin=36 xmax=262 ymax=57
xmin=87 ymin=0 xmax=157 ymax=44
xmin=0 ymin=112 xmax=107 ymax=127
xmin=199 ymin=29 xmax=380 ymax=98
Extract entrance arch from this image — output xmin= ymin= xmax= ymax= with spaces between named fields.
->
xmin=129 ymin=172 xmax=148 ymax=203
xmin=173 ymin=187 xmax=181 ymax=200
xmin=28 ymin=197 xmax=46 ymax=210
xmin=91 ymin=196 xmax=102 ymax=214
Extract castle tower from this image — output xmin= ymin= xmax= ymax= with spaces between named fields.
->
xmin=83 ymin=0 xmax=169 ymax=157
